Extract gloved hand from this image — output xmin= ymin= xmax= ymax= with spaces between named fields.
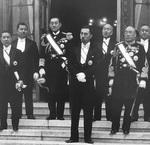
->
xmin=39 ymin=68 xmax=46 ymax=77
xmin=139 ymin=80 xmax=146 ymax=88
xmin=76 ymin=72 xmax=86 ymax=82
xmin=109 ymin=79 xmax=114 ymax=86
xmin=33 ymin=72 xmax=39 ymax=81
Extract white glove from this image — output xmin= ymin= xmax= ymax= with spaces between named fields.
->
xmin=109 ymin=79 xmax=114 ymax=86
xmin=37 ymin=77 xmax=46 ymax=85
xmin=33 ymin=72 xmax=39 ymax=81
xmin=39 ymin=68 xmax=46 ymax=77
xmin=76 ymin=72 xmax=86 ymax=82
xmin=108 ymin=87 xmax=112 ymax=96
xmin=139 ymin=80 xmax=146 ymax=88
xmin=61 ymin=62 xmax=66 ymax=68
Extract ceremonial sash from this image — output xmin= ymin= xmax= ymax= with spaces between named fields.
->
xmin=117 ymin=43 xmax=139 ymax=74
xmin=46 ymin=34 xmax=64 ymax=55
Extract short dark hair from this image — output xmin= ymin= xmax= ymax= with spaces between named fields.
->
xmin=140 ymin=24 xmax=150 ymax=28
xmin=49 ymin=17 xmax=61 ymax=23
xmin=81 ymin=25 xmax=93 ymax=34
xmin=1 ymin=30 xmax=12 ymax=37
xmin=17 ymin=22 xmax=28 ymax=29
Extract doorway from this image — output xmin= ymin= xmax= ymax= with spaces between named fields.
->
xmin=50 ymin=0 xmax=117 ymax=43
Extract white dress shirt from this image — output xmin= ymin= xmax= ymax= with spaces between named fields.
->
xmin=80 ymin=42 xmax=90 ymax=64
xmin=17 ymin=38 xmax=26 ymax=52
xmin=141 ymin=39 xmax=149 ymax=53
xmin=102 ymin=37 xmax=110 ymax=54
xmin=3 ymin=45 xmax=11 ymax=65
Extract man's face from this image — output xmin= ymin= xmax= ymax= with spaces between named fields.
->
xmin=1 ymin=32 xmax=12 ymax=47
xmin=124 ymin=26 xmax=136 ymax=43
xmin=49 ymin=18 xmax=62 ymax=32
xmin=102 ymin=24 xmax=113 ymax=38
xmin=140 ymin=25 xmax=150 ymax=40
xmin=80 ymin=28 xmax=92 ymax=44
xmin=17 ymin=24 xmax=28 ymax=39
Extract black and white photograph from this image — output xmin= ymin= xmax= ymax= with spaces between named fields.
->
xmin=0 ymin=0 xmax=150 ymax=144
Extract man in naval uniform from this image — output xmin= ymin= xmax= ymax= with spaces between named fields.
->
xmin=110 ymin=26 xmax=146 ymax=135
xmin=39 ymin=17 xmax=73 ymax=120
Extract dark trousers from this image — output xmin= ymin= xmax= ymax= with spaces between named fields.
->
xmin=0 ymin=91 xmax=22 ymax=129
xmin=111 ymin=97 xmax=134 ymax=132
xmin=132 ymin=86 xmax=150 ymax=121
xmin=70 ymin=102 xmax=93 ymax=141
xmin=48 ymin=93 xmax=65 ymax=119
xmin=93 ymin=92 xmax=112 ymax=121
xmin=69 ymin=81 xmax=95 ymax=141
xmin=22 ymin=85 xmax=34 ymax=117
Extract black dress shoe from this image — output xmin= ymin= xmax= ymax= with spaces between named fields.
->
xmin=85 ymin=139 xmax=94 ymax=144
xmin=110 ymin=130 xmax=118 ymax=134
xmin=27 ymin=115 xmax=35 ymax=119
xmin=131 ymin=117 xmax=138 ymax=122
xmin=46 ymin=116 xmax=56 ymax=120
xmin=13 ymin=127 xmax=18 ymax=132
xmin=65 ymin=139 xmax=78 ymax=143
xmin=0 ymin=126 xmax=7 ymax=131
xmin=93 ymin=118 xmax=101 ymax=122
xmin=57 ymin=117 xmax=65 ymax=120
xmin=144 ymin=117 xmax=150 ymax=122
xmin=123 ymin=130 xmax=129 ymax=135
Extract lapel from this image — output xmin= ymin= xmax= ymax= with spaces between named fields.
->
xmin=147 ymin=39 xmax=150 ymax=55
xmin=13 ymin=39 xmax=18 ymax=48
xmin=101 ymin=37 xmax=112 ymax=54
xmin=0 ymin=47 xmax=5 ymax=65
xmin=9 ymin=46 xmax=17 ymax=66
xmin=86 ymin=43 xmax=93 ymax=63
xmin=76 ymin=42 xmax=93 ymax=64
xmin=24 ymin=38 xmax=30 ymax=52
xmin=75 ymin=44 xmax=81 ymax=63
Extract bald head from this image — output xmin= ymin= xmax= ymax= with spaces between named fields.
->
xmin=102 ymin=24 xmax=113 ymax=38
xmin=139 ymin=25 xmax=150 ymax=40
xmin=124 ymin=26 xmax=137 ymax=43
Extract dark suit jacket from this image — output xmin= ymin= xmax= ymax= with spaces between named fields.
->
xmin=145 ymin=39 xmax=150 ymax=78
xmin=0 ymin=46 xmax=23 ymax=97
xmin=95 ymin=37 xmax=116 ymax=96
xmin=12 ymin=38 xmax=39 ymax=85
xmin=67 ymin=42 xmax=102 ymax=104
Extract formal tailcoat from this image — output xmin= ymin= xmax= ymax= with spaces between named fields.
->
xmin=0 ymin=46 xmax=23 ymax=118
xmin=68 ymin=42 xmax=102 ymax=104
xmin=40 ymin=31 xmax=71 ymax=96
xmin=145 ymin=39 xmax=150 ymax=79
xmin=12 ymin=38 xmax=39 ymax=86
xmin=112 ymin=41 xmax=145 ymax=99
xmin=95 ymin=37 xmax=116 ymax=96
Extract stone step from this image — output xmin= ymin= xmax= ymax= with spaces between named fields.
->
xmin=5 ymin=119 xmax=150 ymax=132
xmin=0 ymin=140 xmax=148 ymax=145
xmin=0 ymin=129 xmax=150 ymax=144
xmin=7 ymin=102 xmax=145 ymax=120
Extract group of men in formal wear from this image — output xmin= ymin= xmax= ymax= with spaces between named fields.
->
xmin=0 ymin=22 xmax=39 ymax=132
xmin=0 ymin=16 xmax=150 ymax=144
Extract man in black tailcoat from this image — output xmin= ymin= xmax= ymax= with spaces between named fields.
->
xmin=65 ymin=26 xmax=102 ymax=144
xmin=131 ymin=24 xmax=150 ymax=121
xmin=0 ymin=31 xmax=24 ymax=131
xmin=94 ymin=23 xmax=116 ymax=121
xmin=12 ymin=22 xmax=39 ymax=119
